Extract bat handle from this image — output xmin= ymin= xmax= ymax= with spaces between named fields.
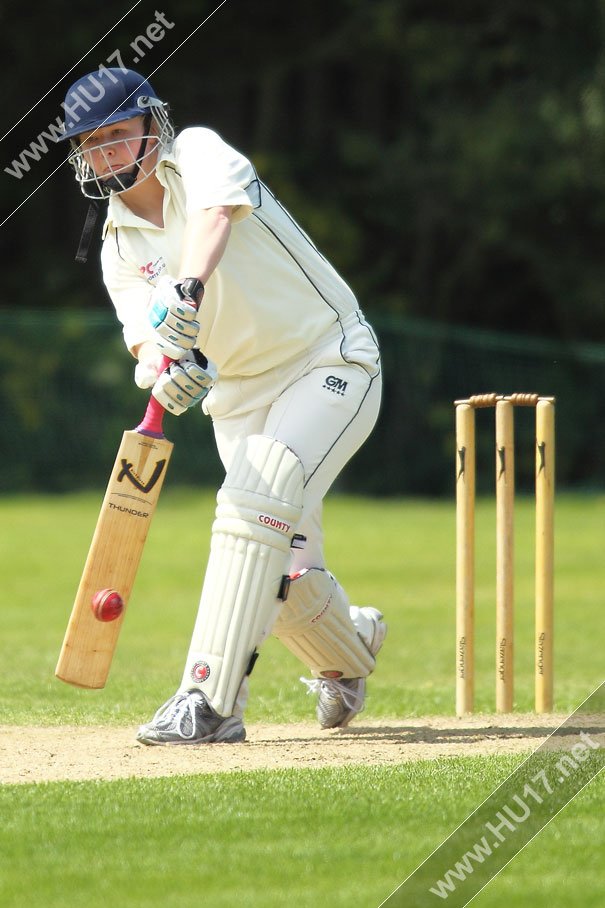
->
xmin=135 ymin=354 xmax=173 ymax=438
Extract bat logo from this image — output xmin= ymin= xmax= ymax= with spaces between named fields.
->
xmin=117 ymin=458 xmax=167 ymax=493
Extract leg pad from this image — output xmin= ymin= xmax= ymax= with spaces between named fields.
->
xmin=181 ymin=436 xmax=304 ymax=715
xmin=273 ymin=568 xmax=377 ymax=678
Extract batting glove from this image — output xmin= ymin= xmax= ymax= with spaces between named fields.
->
xmin=147 ymin=275 xmax=200 ymax=360
xmin=152 ymin=350 xmax=217 ymax=415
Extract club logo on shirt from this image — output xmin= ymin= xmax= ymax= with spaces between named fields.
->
xmin=323 ymin=375 xmax=348 ymax=396
xmin=139 ymin=257 xmax=167 ymax=282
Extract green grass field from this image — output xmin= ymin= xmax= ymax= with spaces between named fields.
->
xmin=1 ymin=491 xmax=603 ymax=906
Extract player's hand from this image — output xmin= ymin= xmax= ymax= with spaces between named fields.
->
xmin=134 ymin=344 xmax=166 ymax=389
xmin=147 ymin=275 xmax=200 ymax=360
xmin=152 ymin=350 xmax=217 ymax=415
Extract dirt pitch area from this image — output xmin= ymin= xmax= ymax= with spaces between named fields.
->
xmin=3 ymin=713 xmax=596 ymax=784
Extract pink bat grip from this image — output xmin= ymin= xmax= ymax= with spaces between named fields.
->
xmin=135 ymin=354 xmax=173 ymax=438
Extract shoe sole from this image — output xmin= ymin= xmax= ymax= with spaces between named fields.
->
xmin=136 ymin=718 xmax=246 ymax=746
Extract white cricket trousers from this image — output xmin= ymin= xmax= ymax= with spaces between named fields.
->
xmin=211 ymin=331 xmax=381 ymax=572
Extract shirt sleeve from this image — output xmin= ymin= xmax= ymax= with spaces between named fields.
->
xmin=100 ymin=227 xmax=157 ymax=353
xmin=173 ymin=128 xmax=256 ymax=222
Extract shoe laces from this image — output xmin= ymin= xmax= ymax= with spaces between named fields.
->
xmin=153 ymin=691 xmax=205 ymax=738
xmin=300 ymin=676 xmax=365 ymax=711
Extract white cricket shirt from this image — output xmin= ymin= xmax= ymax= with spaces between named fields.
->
xmin=101 ymin=128 xmax=377 ymax=417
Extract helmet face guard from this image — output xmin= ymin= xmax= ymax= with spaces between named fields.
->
xmin=58 ymin=68 xmax=174 ymax=199
xmin=68 ymin=97 xmax=174 ymax=199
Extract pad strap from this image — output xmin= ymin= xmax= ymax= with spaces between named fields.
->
xmin=272 ymin=568 xmax=377 ymax=679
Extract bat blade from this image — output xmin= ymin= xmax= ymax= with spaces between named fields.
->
xmin=55 ymin=429 xmax=173 ymax=689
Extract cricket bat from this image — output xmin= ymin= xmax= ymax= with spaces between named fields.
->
xmin=55 ymin=356 xmax=174 ymax=689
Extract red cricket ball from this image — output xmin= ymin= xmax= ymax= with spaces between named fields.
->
xmin=91 ymin=589 xmax=124 ymax=622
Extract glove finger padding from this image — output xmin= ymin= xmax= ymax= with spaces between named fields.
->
xmin=147 ymin=276 xmax=200 ymax=359
xmin=152 ymin=351 xmax=217 ymax=415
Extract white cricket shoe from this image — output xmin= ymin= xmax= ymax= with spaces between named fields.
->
xmin=136 ymin=690 xmax=246 ymax=745
xmin=302 ymin=606 xmax=387 ymax=729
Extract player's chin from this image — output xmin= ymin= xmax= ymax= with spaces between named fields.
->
xmin=100 ymin=170 xmax=127 ymax=182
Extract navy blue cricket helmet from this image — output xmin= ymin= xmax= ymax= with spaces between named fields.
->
xmin=59 ymin=68 xmax=166 ymax=140
xmin=59 ymin=68 xmax=174 ymax=199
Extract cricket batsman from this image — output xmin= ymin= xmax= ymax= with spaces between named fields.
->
xmin=58 ymin=67 xmax=386 ymax=745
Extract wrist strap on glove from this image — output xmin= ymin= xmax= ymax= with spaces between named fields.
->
xmin=179 ymin=277 xmax=205 ymax=306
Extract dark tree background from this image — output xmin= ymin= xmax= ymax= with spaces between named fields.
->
xmin=1 ymin=0 xmax=605 ymax=495
xmin=1 ymin=0 xmax=605 ymax=342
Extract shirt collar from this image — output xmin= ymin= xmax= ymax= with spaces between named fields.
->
xmin=103 ymin=145 xmax=178 ymax=233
